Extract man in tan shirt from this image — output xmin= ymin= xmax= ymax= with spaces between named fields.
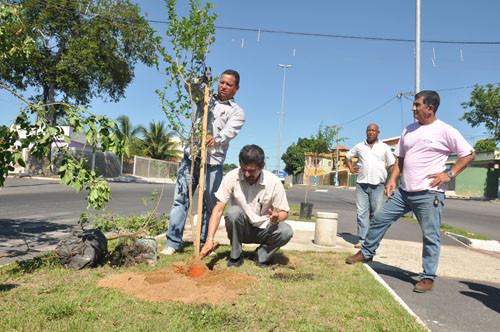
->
xmin=200 ymin=145 xmax=293 ymax=267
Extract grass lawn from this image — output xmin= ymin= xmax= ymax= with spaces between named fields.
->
xmin=0 ymin=243 xmax=426 ymax=332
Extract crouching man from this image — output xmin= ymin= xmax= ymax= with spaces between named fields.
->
xmin=200 ymin=144 xmax=293 ymax=267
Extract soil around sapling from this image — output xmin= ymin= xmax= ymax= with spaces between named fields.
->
xmin=98 ymin=252 xmax=302 ymax=304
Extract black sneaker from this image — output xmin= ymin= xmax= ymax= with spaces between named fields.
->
xmin=255 ymin=261 xmax=269 ymax=268
xmin=227 ymin=255 xmax=243 ymax=267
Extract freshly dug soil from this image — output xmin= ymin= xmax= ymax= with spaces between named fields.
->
xmin=97 ymin=258 xmax=257 ymax=304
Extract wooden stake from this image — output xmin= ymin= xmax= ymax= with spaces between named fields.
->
xmin=194 ymin=83 xmax=210 ymax=257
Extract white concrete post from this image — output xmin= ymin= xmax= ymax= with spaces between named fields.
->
xmin=314 ymin=211 xmax=338 ymax=247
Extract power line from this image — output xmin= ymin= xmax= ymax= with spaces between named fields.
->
xmin=339 ymin=96 xmax=398 ymax=127
xmin=211 ymin=26 xmax=500 ymax=45
xmin=150 ymin=20 xmax=500 ymax=46
xmin=9 ymin=1 xmax=500 ymax=46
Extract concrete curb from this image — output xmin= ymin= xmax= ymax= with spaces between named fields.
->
xmin=445 ymin=232 xmax=500 ymax=252
xmin=363 ymin=264 xmax=430 ymax=331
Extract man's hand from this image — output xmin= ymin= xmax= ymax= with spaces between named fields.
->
xmin=200 ymin=240 xmax=214 ymax=259
xmin=427 ymin=172 xmax=451 ymax=189
xmin=269 ymin=208 xmax=280 ymax=225
xmin=384 ymin=179 xmax=397 ymax=198
xmin=206 ymin=134 xmax=215 ymax=147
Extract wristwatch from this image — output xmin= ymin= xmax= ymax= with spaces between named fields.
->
xmin=447 ymin=170 xmax=454 ymax=179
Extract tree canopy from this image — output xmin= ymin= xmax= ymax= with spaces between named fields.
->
xmin=474 ymin=138 xmax=498 ymax=152
xmin=1 ymin=2 xmax=129 ymax=210
xmin=1 ymin=0 xmax=159 ymax=125
xmin=281 ymin=124 xmax=341 ymax=175
xmin=138 ymin=120 xmax=182 ymax=161
xmin=461 ymin=84 xmax=500 ymax=143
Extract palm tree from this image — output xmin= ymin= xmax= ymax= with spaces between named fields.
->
xmin=139 ymin=120 xmax=182 ymax=161
xmin=115 ymin=115 xmax=140 ymax=141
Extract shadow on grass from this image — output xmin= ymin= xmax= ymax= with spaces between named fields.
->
xmin=0 ymin=283 xmax=18 ymax=292
xmin=459 ymin=281 xmax=500 ymax=314
xmin=3 ymin=253 xmax=61 ymax=276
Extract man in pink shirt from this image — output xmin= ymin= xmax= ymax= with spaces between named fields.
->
xmin=346 ymin=90 xmax=475 ymax=293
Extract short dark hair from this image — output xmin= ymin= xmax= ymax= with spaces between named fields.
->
xmin=222 ymin=69 xmax=240 ymax=86
xmin=239 ymin=144 xmax=265 ymax=168
xmin=415 ymin=90 xmax=440 ymax=113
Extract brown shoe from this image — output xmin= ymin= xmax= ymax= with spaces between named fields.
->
xmin=345 ymin=250 xmax=373 ymax=264
xmin=354 ymin=242 xmax=362 ymax=248
xmin=413 ymin=278 xmax=434 ymax=293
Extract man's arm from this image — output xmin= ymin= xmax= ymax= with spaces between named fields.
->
xmin=268 ymin=209 xmax=288 ymax=225
xmin=345 ymin=158 xmax=356 ymax=174
xmin=385 ymin=156 xmax=403 ymax=197
xmin=214 ymin=108 xmax=245 ymax=145
xmin=200 ymin=200 xmax=226 ymax=258
xmin=427 ymin=152 xmax=476 ymax=189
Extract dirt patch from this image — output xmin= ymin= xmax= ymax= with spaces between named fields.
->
xmin=269 ymin=253 xmax=302 ymax=269
xmin=108 ymin=240 xmax=157 ymax=267
xmin=97 ymin=258 xmax=257 ymax=304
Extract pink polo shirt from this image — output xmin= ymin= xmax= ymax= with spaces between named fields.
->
xmin=395 ymin=119 xmax=474 ymax=192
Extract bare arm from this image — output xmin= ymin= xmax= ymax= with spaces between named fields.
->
xmin=385 ymin=156 xmax=403 ymax=197
xmin=268 ymin=208 xmax=288 ymax=225
xmin=200 ymin=200 xmax=226 ymax=258
xmin=427 ymin=152 xmax=476 ymax=189
xmin=345 ymin=158 xmax=356 ymax=174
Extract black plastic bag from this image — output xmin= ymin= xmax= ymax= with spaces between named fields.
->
xmin=56 ymin=229 xmax=108 ymax=269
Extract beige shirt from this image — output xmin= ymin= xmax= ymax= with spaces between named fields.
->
xmin=215 ymin=168 xmax=290 ymax=228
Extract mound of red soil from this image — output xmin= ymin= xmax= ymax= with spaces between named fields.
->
xmin=97 ymin=258 xmax=257 ymax=304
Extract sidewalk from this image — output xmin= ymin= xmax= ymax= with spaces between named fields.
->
xmin=181 ymin=219 xmax=500 ymax=283
xmin=179 ymin=219 xmax=500 ymax=332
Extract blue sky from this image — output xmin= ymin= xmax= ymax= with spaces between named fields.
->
xmin=1 ymin=0 xmax=499 ymax=169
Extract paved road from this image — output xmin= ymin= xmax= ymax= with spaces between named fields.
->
xmin=2 ymin=177 xmax=500 ymax=331
xmin=2 ymin=179 xmax=499 ymax=258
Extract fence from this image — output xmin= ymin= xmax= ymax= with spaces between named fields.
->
xmin=23 ymin=147 xmax=121 ymax=177
xmin=132 ymin=155 xmax=179 ymax=180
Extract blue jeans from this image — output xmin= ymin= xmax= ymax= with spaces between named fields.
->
xmin=166 ymin=155 xmax=223 ymax=250
xmin=361 ymin=188 xmax=444 ymax=280
xmin=355 ymin=183 xmax=385 ymax=241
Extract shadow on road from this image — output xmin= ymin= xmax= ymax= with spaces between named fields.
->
xmin=370 ymin=261 xmax=420 ymax=287
xmin=459 ymin=281 xmax=500 ymax=314
xmin=0 ymin=218 xmax=73 ymax=255
xmin=338 ymin=232 xmax=358 ymax=245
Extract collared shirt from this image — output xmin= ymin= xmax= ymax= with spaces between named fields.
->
xmin=395 ymin=119 xmax=474 ymax=192
xmin=185 ymin=94 xmax=245 ymax=165
xmin=215 ymin=168 xmax=290 ymax=228
xmin=346 ymin=140 xmax=395 ymax=185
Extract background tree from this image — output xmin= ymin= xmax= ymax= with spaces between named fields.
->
xmin=461 ymin=84 xmax=500 ymax=143
xmin=223 ymin=163 xmax=238 ymax=173
xmin=1 ymin=2 xmax=127 ymax=210
xmin=115 ymin=114 xmax=140 ymax=157
xmin=282 ymin=124 xmax=341 ymax=175
xmin=0 ymin=0 xmax=159 ymax=126
xmin=138 ymin=120 xmax=182 ymax=161
xmin=474 ymin=138 xmax=498 ymax=152
xmin=282 ymin=137 xmax=316 ymax=175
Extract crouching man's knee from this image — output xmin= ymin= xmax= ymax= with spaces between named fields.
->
xmin=225 ymin=205 xmax=246 ymax=228
xmin=279 ymin=222 xmax=294 ymax=244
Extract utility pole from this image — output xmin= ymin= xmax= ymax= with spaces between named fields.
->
xmin=415 ymin=0 xmax=421 ymax=94
xmin=335 ymin=129 xmax=340 ymax=186
xmin=277 ymin=64 xmax=292 ymax=174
